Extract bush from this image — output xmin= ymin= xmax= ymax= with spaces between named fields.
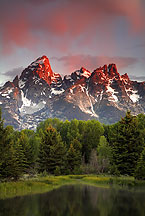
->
xmin=54 ymin=166 xmax=61 ymax=176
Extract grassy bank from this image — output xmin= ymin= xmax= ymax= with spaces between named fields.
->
xmin=0 ymin=175 xmax=145 ymax=200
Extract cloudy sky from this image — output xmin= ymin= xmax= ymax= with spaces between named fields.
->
xmin=0 ymin=0 xmax=145 ymax=85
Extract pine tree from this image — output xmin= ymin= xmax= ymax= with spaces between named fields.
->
xmin=28 ymin=134 xmax=40 ymax=171
xmin=67 ymin=139 xmax=82 ymax=173
xmin=110 ymin=111 xmax=144 ymax=175
xmin=17 ymin=131 xmax=32 ymax=172
xmin=67 ymin=119 xmax=80 ymax=145
xmin=13 ymin=134 xmax=27 ymax=177
xmin=67 ymin=144 xmax=78 ymax=173
xmin=0 ymin=114 xmax=14 ymax=179
xmin=134 ymin=148 xmax=145 ymax=180
xmin=0 ymin=108 xmax=5 ymax=163
xmin=38 ymin=125 xmax=66 ymax=174
xmin=0 ymin=109 xmax=4 ymax=177
xmin=0 ymin=137 xmax=14 ymax=179
xmin=0 ymin=123 xmax=26 ymax=180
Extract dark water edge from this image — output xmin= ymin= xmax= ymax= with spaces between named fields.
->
xmin=0 ymin=184 xmax=145 ymax=216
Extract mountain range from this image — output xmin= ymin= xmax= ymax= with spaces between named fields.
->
xmin=0 ymin=55 xmax=144 ymax=130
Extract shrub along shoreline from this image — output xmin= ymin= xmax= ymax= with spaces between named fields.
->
xmin=0 ymin=175 xmax=145 ymax=200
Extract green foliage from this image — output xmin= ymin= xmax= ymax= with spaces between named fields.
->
xmin=0 ymin=108 xmax=40 ymax=180
xmin=67 ymin=139 xmax=82 ymax=173
xmin=37 ymin=118 xmax=63 ymax=134
xmin=21 ymin=130 xmax=40 ymax=172
xmin=17 ymin=131 xmax=31 ymax=170
xmin=37 ymin=118 xmax=104 ymax=165
xmin=137 ymin=113 xmax=145 ymax=130
xmin=81 ymin=120 xmax=104 ymax=163
xmin=0 ymin=107 xmax=145 ymax=181
xmin=86 ymin=149 xmax=99 ymax=174
xmin=59 ymin=120 xmax=71 ymax=145
xmin=38 ymin=125 xmax=66 ymax=174
xmin=109 ymin=111 xmax=144 ymax=175
xmin=54 ymin=166 xmax=61 ymax=176
xmin=66 ymin=119 xmax=80 ymax=144
xmin=0 ymin=109 xmax=5 ymax=176
xmin=137 ymin=113 xmax=145 ymax=145
xmin=97 ymin=136 xmax=112 ymax=159
xmin=134 ymin=148 xmax=145 ymax=180
xmin=97 ymin=136 xmax=113 ymax=173
xmin=0 ymin=125 xmax=27 ymax=180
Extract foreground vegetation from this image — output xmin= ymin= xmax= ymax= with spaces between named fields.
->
xmin=1 ymin=174 xmax=145 ymax=200
xmin=0 ymin=108 xmax=145 ymax=182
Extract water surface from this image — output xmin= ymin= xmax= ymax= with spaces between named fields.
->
xmin=0 ymin=185 xmax=145 ymax=216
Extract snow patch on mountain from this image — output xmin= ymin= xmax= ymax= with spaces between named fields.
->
xmin=79 ymin=85 xmax=86 ymax=93
xmin=77 ymin=68 xmax=91 ymax=78
xmin=100 ymin=90 xmax=103 ymax=100
xmin=126 ymin=88 xmax=140 ymax=103
xmin=20 ymin=90 xmax=31 ymax=108
xmin=51 ymin=88 xmax=65 ymax=95
xmin=130 ymin=93 xmax=140 ymax=103
xmin=1 ymin=93 xmax=9 ymax=97
xmin=19 ymin=90 xmax=45 ymax=116
xmin=19 ymin=80 xmax=26 ymax=88
xmin=70 ymin=88 xmax=73 ymax=94
xmin=83 ymin=86 xmax=98 ymax=118
xmin=0 ymin=88 xmax=13 ymax=97
xmin=106 ymin=85 xmax=118 ymax=102
xmin=7 ymin=89 xmax=13 ymax=94
xmin=81 ymin=70 xmax=91 ymax=78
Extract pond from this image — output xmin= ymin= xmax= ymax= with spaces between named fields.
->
xmin=0 ymin=185 xmax=145 ymax=216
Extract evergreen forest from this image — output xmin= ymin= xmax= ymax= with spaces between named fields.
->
xmin=0 ymin=108 xmax=145 ymax=181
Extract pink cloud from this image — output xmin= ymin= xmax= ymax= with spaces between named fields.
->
xmin=52 ymin=55 xmax=139 ymax=74
xmin=0 ymin=0 xmax=145 ymax=55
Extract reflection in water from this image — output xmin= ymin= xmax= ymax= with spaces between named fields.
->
xmin=0 ymin=185 xmax=145 ymax=216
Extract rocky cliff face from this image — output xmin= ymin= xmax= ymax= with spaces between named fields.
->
xmin=0 ymin=56 xmax=144 ymax=129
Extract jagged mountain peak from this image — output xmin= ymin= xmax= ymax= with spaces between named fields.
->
xmin=94 ymin=63 xmax=117 ymax=71
xmin=108 ymin=63 xmax=117 ymax=70
xmin=0 ymin=56 xmax=144 ymax=130
xmin=79 ymin=67 xmax=91 ymax=78
xmin=92 ymin=63 xmax=121 ymax=82
xmin=71 ymin=67 xmax=91 ymax=80
xmin=37 ymin=55 xmax=49 ymax=60
xmin=30 ymin=55 xmax=51 ymax=68
xmin=13 ymin=75 xmax=19 ymax=87
xmin=107 ymin=63 xmax=121 ymax=79
xmin=19 ymin=56 xmax=61 ymax=86
xmin=121 ymin=73 xmax=130 ymax=81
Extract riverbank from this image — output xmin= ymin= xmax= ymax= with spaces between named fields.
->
xmin=0 ymin=175 xmax=145 ymax=200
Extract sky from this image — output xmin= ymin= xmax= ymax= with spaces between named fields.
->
xmin=0 ymin=0 xmax=145 ymax=85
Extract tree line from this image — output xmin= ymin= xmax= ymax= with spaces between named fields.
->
xmin=0 ymin=108 xmax=145 ymax=181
